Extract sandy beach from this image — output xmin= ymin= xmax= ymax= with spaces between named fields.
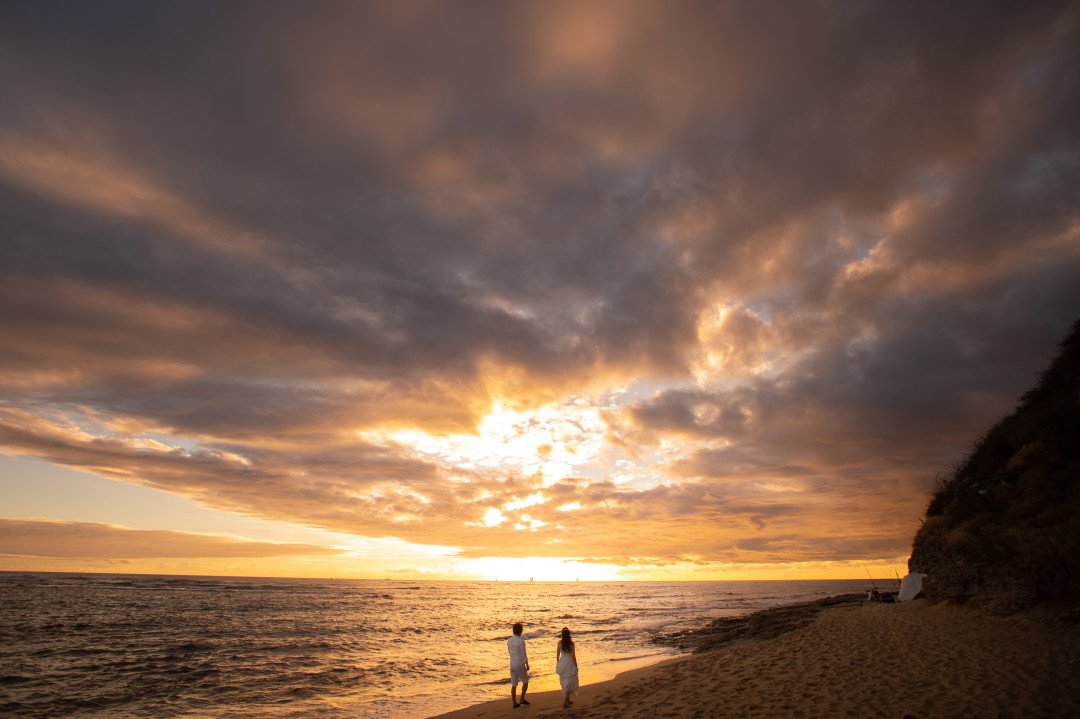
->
xmin=431 ymin=599 xmax=1080 ymax=719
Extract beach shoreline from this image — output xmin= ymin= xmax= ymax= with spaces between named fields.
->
xmin=428 ymin=597 xmax=1080 ymax=719
xmin=428 ymin=655 xmax=690 ymax=719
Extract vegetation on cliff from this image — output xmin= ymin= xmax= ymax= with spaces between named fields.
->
xmin=910 ymin=319 xmax=1080 ymax=612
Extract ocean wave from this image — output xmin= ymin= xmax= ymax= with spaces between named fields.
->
xmin=0 ymin=573 xmax=875 ymax=719
xmin=477 ymin=678 xmax=511 ymax=686
xmin=172 ymin=642 xmax=215 ymax=652
xmin=606 ymin=652 xmax=666 ymax=662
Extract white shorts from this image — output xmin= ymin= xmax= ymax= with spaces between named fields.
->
xmin=510 ymin=660 xmax=529 ymax=687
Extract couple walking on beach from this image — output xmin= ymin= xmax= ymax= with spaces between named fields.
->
xmin=508 ymin=623 xmax=579 ymax=709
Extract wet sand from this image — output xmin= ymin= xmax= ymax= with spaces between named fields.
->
xmin=429 ymin=598 xmax=1080 ymax=719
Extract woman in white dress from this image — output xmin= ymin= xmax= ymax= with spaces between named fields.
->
xmin=555 ymin=627 xmax=579 ymax=708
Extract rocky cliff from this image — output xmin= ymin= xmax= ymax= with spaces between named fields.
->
xmin=909 ymin=319 xmax=1080 ymax=612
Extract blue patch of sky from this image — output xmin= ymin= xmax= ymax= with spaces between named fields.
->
xmin=0 ymin=454 xmax=344 ymax=544
xmin=0 ymin=454 xmax=222 ymax=530
xmin=40 ymin=406 xmax=204 ymax=454
xmin=914 ymin=171 xmax=948 ymax=200
xmin=1021 ymin=59 xmax=1051 ymax=86
xmin=1014 ymin=149 xmax=1076 ymax=196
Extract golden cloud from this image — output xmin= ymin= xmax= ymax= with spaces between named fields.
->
xmin=0 ymin=518 xmax=345 ymax=559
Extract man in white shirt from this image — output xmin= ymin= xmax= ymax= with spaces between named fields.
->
xmin=507 ymin=622 xmax=530 ymax=707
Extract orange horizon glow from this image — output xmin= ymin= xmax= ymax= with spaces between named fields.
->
xmin=0 ymin=555 xmax=910 ymax=584
xmin=3 ymin=3 xmax=1077 ymax=582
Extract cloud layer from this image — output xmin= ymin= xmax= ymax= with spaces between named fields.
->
xmin=0 ymin=518 xmax=344 ymax=559
xmin=2 ymin=1 xmax=1078 ymax=571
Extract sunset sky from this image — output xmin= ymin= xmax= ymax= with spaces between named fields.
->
xmin=2 ymin=1 xmax=1079 ymax=581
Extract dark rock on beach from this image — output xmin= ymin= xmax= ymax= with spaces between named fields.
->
xmin=653 ymin=593 xmax=864 ymax=653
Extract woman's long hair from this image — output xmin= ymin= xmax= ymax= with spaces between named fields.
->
xmin=559 ymin=627 xmax=573 ymax=652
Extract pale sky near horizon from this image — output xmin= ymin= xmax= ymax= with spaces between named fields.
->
xmin=2 ymin=1 xmax=1079 ymax=581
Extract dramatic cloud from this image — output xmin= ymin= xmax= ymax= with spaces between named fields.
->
xmin=1 ymin=1 xmax=1078 ymax=574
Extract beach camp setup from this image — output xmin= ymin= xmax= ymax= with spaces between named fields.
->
xmin=898 ymin=572 xmax=927 ymax=602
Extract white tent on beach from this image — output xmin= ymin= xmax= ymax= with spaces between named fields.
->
xmin=898 ymin=572 xmax=927 ymax=602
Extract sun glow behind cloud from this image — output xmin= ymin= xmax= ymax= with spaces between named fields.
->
xmin=380 ymin=399 xmax=615 ymax=486
xmin=455 ymin=556 xmax=624 ymax=582
xmin=1 ymin=1 xmax=1078 ymax=579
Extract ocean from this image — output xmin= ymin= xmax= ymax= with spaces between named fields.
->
xmin=0 ymin=573 xmax=879 ymax=718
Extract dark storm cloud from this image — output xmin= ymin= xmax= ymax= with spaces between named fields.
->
xmin=1 ymin=1 xmax=1078 ymax=567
